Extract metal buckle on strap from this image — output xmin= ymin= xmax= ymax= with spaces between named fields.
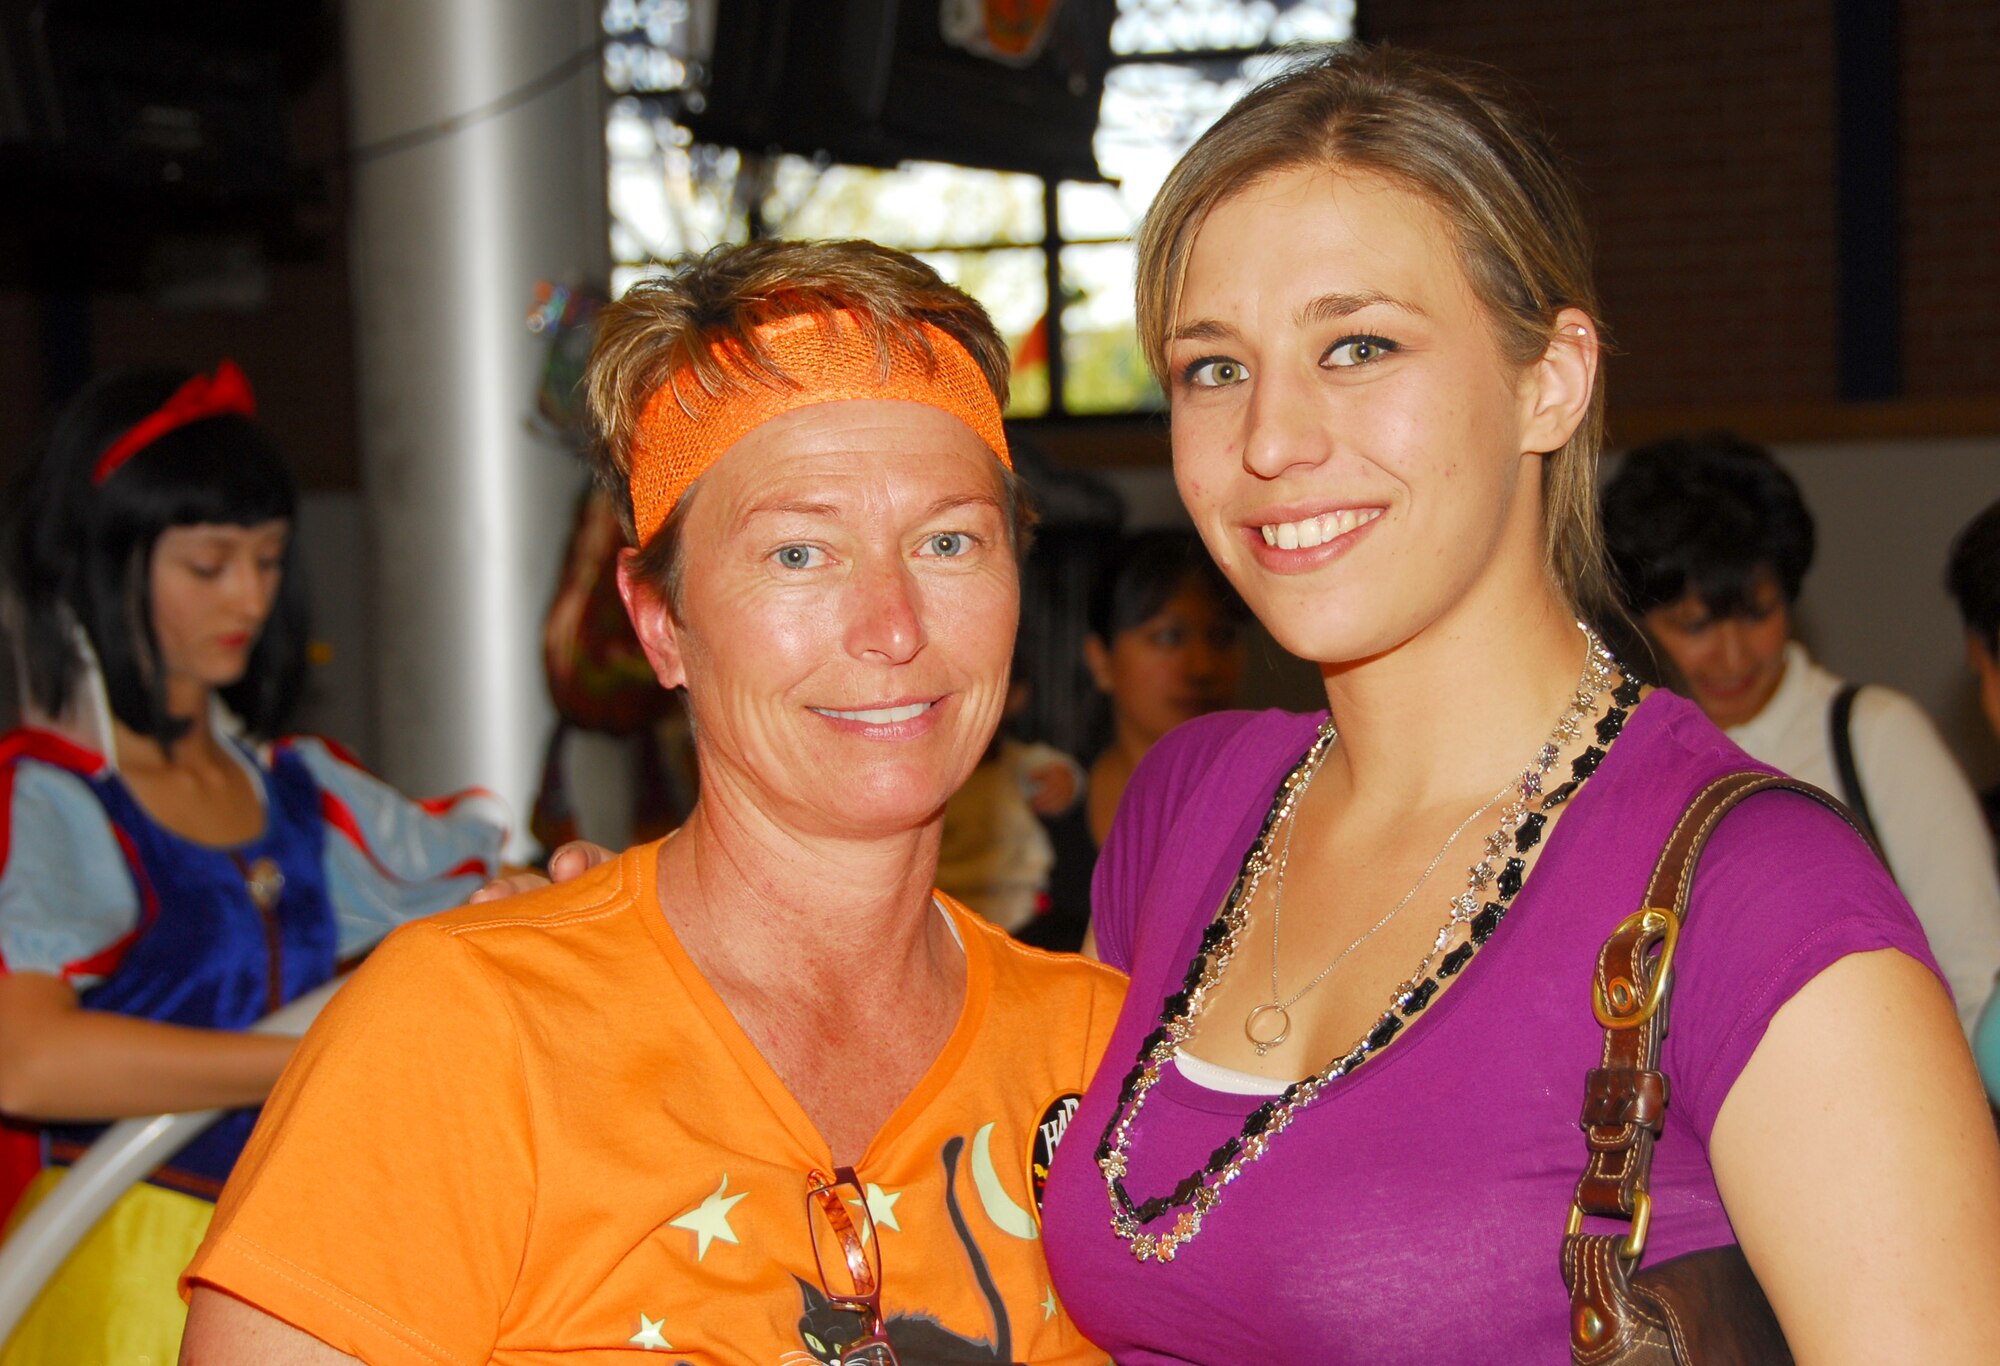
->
xmin=1593 ymin=907 xmax=1680 ymax=1028
xmin=1565 ymin=1190 xmax=1652 ymax=1261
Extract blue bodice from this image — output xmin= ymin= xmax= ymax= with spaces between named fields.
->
xmin=43 ymin=744 xmax=337 ymax=1198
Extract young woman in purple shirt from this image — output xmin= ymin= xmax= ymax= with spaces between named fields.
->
xmin=1040 ymin=45 xmax=2000 ymax=1363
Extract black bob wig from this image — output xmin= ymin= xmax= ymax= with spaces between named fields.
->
xmin=7 ymin=366 xmax=308 ymax=752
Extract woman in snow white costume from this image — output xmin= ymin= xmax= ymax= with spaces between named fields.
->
xmin=0 ymin=363 xmax=505 ymax=1364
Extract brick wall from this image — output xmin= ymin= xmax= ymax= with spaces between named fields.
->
xmin=1363 ymin=0 xmax=1999 ymax=418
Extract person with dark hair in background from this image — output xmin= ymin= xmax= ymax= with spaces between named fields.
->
xmin=1947 ymin=497 xmax=2000 ymax=841
xmin=0 ymin=364 xmax=505 ymax=1364
xmin=1021 ymin=530 xmax=1247 ymax=952
xmin=1603 ymin=431 xmax=2000 ymax=1036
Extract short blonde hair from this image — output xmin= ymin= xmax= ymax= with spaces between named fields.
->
xmin=585 ymin=238 xmax=1024 ymax=601
xmin=1136 ymin=44 xmax=1610 ymax=616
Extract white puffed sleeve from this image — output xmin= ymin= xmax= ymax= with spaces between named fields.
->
xmin=0 ymin=760 xmax=143 ymax=988
xmin=280 ymin=738 xmax=509 ymax=961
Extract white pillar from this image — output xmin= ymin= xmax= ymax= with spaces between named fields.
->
xmin=342 ymin=0 xmax=605 ymax=846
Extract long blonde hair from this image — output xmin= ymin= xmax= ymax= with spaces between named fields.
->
xmin=1136 ymin=44 xmax=1611 ymax=617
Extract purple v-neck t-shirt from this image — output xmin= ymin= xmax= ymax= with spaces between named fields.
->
xmin=1042 ymin=692 xmax=1938 ymax=1363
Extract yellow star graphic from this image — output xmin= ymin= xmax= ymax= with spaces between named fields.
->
xmin=669 ymin=1173 xmax=748 ymax=1261
xmin=629 ymin=1313 xmax=671 ymax=1350
xmin=844 ymin=1182 xmax=903 ymax=1246
xmin=1041 ymin=1284 xmax=1059 ymax=1321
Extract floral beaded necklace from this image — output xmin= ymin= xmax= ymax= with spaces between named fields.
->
xmin=1096 ymin=629 xmax=1639 ymax=1264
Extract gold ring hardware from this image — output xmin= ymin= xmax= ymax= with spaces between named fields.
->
xmin=1621 ymin=1190 xmax=1652 ymax=1260
xmin=1592 ymin=907 xmax=1680 ymax=1027
xmin=1564 ymin=1192 xmax=1652 ymax=1260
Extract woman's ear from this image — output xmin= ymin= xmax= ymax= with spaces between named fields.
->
xmin=1082 ymin=633 xmax=1113 ymax=694
xmin=1520 ymin=308 xmax=1599 ymax=455
xmin=615 ymin=549 xmax=687 ymax=690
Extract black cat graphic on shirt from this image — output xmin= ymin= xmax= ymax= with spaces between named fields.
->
xmin=786 ymin=1135 xmax=1022 ymax=1366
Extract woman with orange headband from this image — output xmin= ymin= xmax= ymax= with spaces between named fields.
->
xmin=182 ymin=240 xmax=1126 ymax=1365
xmin=0 ymin=365 xmax=505 ymax=1364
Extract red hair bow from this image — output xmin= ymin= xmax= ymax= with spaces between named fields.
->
xmin=91 ymin=360 xmax=259 ymax=486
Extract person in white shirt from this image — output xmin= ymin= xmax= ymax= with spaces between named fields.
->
xmin=1604 ymin=431 xmax=2000 ymax=1035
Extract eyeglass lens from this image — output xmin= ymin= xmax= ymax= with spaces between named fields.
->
xmin=805 ymin=1168 xmax=899 ymax=1366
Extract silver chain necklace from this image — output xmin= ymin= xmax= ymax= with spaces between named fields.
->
xmin=1246 ymin=764 xmax=1513 ymax=1054
xmin=1098 ymin=626 xmax=1629 ymax=1264
xmin=1243 ymin=626 xmax=1612 ymax=1056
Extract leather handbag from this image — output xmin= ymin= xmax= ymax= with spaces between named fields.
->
xmin=1562 ymin=770 xmax=1868 ymax=1364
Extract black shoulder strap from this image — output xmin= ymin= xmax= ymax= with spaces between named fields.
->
xmin=1828 ymin=683 xmax=1882 ymax=850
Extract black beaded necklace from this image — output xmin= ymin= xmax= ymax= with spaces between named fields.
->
xmin=1095 ymin=670 xmax=1643 ymax=1263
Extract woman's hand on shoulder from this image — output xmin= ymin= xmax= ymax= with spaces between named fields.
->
xmin=1710 ymin=948 xmax=2000 ymax=1362
xmin=468 ymin=841 xmax=614 ymax=903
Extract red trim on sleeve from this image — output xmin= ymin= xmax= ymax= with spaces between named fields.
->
xmin=1 ymin=728 xmax=116 ymax=975
xmin=415 ymin=789 xmax=501 ymax=816
xmin=295 ymin=734 xmax=368 ymax=773
xmin=0 ymin=728 xmax=109 ymax=780
xmin=319 ymin=788 xmax=377 ymax=868
xmin=59 ymin=824 xmax=159 ymax=981
xmin=321 ymin=789 xmax=494 ymax=886
xmin=285 ymin=734 xmax=501 ymax=823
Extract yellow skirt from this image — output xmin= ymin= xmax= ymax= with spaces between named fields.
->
xmin=0 ymin=1169 xmax=213 ymax=1366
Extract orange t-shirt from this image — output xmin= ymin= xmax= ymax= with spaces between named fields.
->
xmin=184 ymin=841 xmax=1126 ymax=1365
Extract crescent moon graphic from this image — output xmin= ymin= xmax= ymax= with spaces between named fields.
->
xmin=970 ymin=1122 xmax=1040 ymax=1240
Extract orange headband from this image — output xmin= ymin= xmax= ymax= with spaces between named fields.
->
xmin=628 ymin=310 xmax=1010 ymax=546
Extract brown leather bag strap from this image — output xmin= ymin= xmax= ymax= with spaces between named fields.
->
xmin=1572 ymin=771 xmax=1860 ymax=1219
xmin=1565 ymin=771 xmax=1863 ymax=1360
